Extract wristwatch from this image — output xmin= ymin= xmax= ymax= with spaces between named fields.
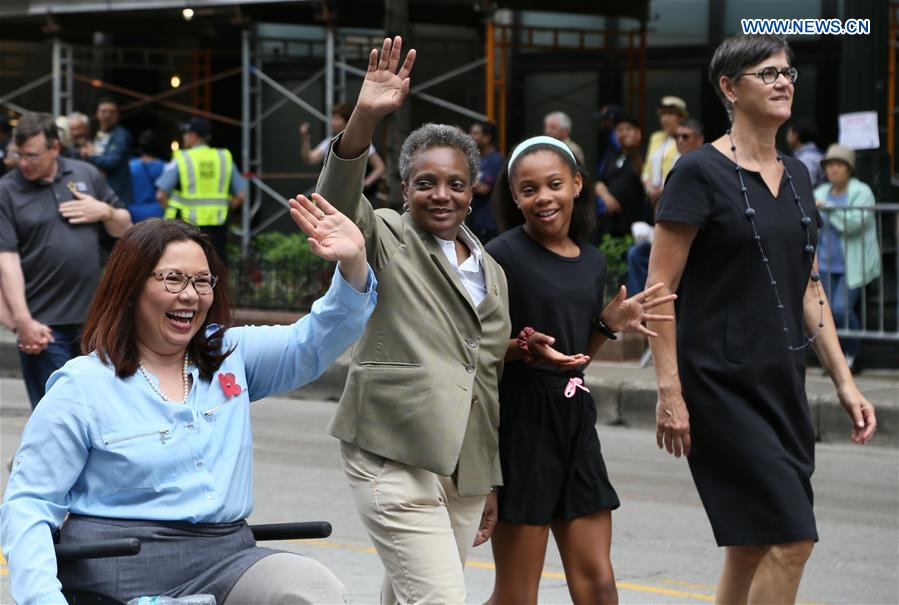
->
xmin=592 ymin=316 xmax=618 ymax=341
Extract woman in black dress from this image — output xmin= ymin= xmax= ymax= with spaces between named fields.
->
xmin=647 ymin=34 xmax=877 ymax=604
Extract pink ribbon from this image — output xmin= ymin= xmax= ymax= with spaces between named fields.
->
xmin=563 ymin=377 xmax=590 ymax=399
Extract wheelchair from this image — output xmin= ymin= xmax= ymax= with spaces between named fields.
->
xmin=54 ymin=521 xmax=332 ymax=605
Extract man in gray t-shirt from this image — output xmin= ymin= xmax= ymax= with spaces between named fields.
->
xmin=0 ymin=113 xmax=131 ymax=407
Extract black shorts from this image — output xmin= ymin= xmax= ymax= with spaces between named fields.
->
xmin=497 ymin=373 xmax=619 ymax=525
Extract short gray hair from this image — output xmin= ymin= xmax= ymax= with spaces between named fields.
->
xmin=67 ymin=111 xmax=89 ymax=126
xmin=708 ymin=34 xmax=793 ymax=122
xmin=399 ymin=123 xmax=480 ymax=183
xmin=544 ymin=111 xmax=572 ymax=133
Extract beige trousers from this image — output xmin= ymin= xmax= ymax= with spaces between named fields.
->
xmin=224 ymin=552 xmax=347 ymax=604
xmin=339 ymin=441 xmax=486 ymax=605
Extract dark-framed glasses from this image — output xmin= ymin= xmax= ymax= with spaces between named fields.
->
xmin=151 ymin=271 xmax=217 ymax=294
xmin=741 ymin=66 xmax=799 ymax=85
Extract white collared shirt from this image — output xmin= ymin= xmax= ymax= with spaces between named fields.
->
xmin=432 ymin=229 xmax=487 ymax=307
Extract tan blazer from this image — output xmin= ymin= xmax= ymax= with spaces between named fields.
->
xmin=316 ymin=144 xmax=511 ymax=497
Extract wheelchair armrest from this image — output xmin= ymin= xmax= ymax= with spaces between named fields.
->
xmin=54 ymin=538 xmax=141 ymax=560
xmin=249 ymin=521 xmax=332 ymax=541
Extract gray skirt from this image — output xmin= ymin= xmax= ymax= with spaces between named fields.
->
xmin=57 ymin=514 xmax=278 ymax=603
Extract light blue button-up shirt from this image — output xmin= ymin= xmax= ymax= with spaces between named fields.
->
xmin=1 ymin=266 xmax=376 ymax=605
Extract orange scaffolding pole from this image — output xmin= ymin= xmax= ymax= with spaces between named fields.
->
xmin=73 ymin=74 xmax=241 ymax=126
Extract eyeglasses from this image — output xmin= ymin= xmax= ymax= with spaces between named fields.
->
xmin=740 ymin=66 xmax=799 ymax=85
xmin=13 ymin=148 xmax=51 ymax=163
xmin=151 ymin=271 xmax=217 ymax=294
xmin=675 ymin=133 xmax=694 ymax=141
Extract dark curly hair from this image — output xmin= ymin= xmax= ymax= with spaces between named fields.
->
xmin=492 ymin=142 xmax=594 ymax=242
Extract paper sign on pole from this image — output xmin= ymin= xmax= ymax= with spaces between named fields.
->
xmin=838 ymin=111 xmax=880 ymax=150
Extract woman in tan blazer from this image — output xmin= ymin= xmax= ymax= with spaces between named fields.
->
xmin=304 ymin=37 xmax=511 ymax=604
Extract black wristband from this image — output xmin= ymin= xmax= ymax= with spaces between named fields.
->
xmin=593 ymin=316 xmax=618 ymax=340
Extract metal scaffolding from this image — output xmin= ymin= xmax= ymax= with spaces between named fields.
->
xmin=237 ymin=23 xmax=503 ymax=255
xmin=1 ymin=17 xmax=649 ymax=257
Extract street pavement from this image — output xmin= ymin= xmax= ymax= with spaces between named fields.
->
xmin=1 ymin=377 xmax=897 ymax=604
xmin=1 ymin=327 xmax=897 ymax=448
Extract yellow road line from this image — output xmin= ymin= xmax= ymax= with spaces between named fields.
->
xmin=663 ymin=578 xmax=718 ymax=590
xmin=618 ymin=581 xmax=714 ymax=601
xmin=295 ymin=538 xmax=718 ymax=601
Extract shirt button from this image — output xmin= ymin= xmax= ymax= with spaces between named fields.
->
xmin=196 ymin=461 xmax=205 ymax=468
xmin=464 ymin=364 xmax=475 ymax=374
xmin=207 ymin=495 xmax=214 ymax=501
xmin=465 ymin=337 xmax=477 ymax=348
xmin=471 ymin=395 xmax=479 ymax=404
xmin=186 ymin=424 xmax=194 ymax=430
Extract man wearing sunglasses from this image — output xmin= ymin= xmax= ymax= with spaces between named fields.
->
xmin=0 ymin=112 xmax=132 ymax=408
xmin=675 ymin=119 xmax=705 ymax=156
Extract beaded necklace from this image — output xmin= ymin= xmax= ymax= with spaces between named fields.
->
xmin=139 ymin=353 xmax=191 ymax=403
xmin=728 ymin=130 xmax=824 ymax=352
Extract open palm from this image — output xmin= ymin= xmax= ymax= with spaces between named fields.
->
xmin=356 ymin=36 xmax=417 ymax=121
xmin=288 ymin=193 xmax=365 ymax=262
xmin=602 ymin=282 xmax=676 ymax=337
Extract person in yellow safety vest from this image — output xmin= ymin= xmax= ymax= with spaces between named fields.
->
xmin=155 ymin=116 xmax=246 ymax=263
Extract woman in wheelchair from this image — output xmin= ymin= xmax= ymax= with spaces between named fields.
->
xmin=1 ymin=202 xmax=376 ymax=604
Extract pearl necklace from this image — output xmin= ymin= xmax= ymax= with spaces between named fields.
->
xmin=139 ymin=353 xmax=191 ymax=403
xmin=728 ymin=130 xmax=824 ymax=352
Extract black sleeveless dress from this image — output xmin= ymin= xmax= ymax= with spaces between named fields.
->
xmin=656 ymin=144 xmax=819 ymax=546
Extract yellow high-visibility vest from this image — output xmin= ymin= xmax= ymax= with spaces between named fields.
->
xmin=165 ymin=146 xmax=233 ymax=227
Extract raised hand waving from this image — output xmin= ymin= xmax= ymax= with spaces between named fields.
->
xmin=355 ymin=36 xmax=417 ymax=123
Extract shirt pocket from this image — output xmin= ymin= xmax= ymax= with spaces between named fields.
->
xmin=358 ymin=361 xmax=422 ymax=369
xmin=101 ymin=424 xmax=173 ymax=490
xmin=203 ymin=396 xmax=253 ymax=460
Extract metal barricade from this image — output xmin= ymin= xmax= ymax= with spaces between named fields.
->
xmin=817 ymin=202 xmax=899 ymax=344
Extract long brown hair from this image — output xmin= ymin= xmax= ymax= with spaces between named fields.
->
xmin=81 ymin=219 xmax=233 ymax=379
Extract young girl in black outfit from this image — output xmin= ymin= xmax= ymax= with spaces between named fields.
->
xmin=485 ymin=136 xmax=673 ymax=605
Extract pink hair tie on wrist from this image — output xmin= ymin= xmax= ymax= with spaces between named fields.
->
xmin=564 ymin=377 xmax=590 ymax=399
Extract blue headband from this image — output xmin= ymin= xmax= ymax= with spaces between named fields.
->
xmin=508 ymin=135 xmax=577 ymax=170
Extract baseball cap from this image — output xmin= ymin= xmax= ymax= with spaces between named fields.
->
xmin=614 ymin=114 xmax=641 ymax=129
xmin=180 ymin=116 xmax=212 ymax=139
xmin=596 ymin=104 xmax=623 ymax=122
xmin=658 ymin=96 xmax=689 ymax=117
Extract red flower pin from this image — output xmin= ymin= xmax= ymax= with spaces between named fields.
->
xmin=218 ymin=372 xmax=243 ymax=398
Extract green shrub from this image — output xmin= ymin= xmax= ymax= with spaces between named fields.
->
xmin=597 ymin=234 xmax=634 ymax=299
xmin=229 ymin=232 xmax=332 ymax=311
